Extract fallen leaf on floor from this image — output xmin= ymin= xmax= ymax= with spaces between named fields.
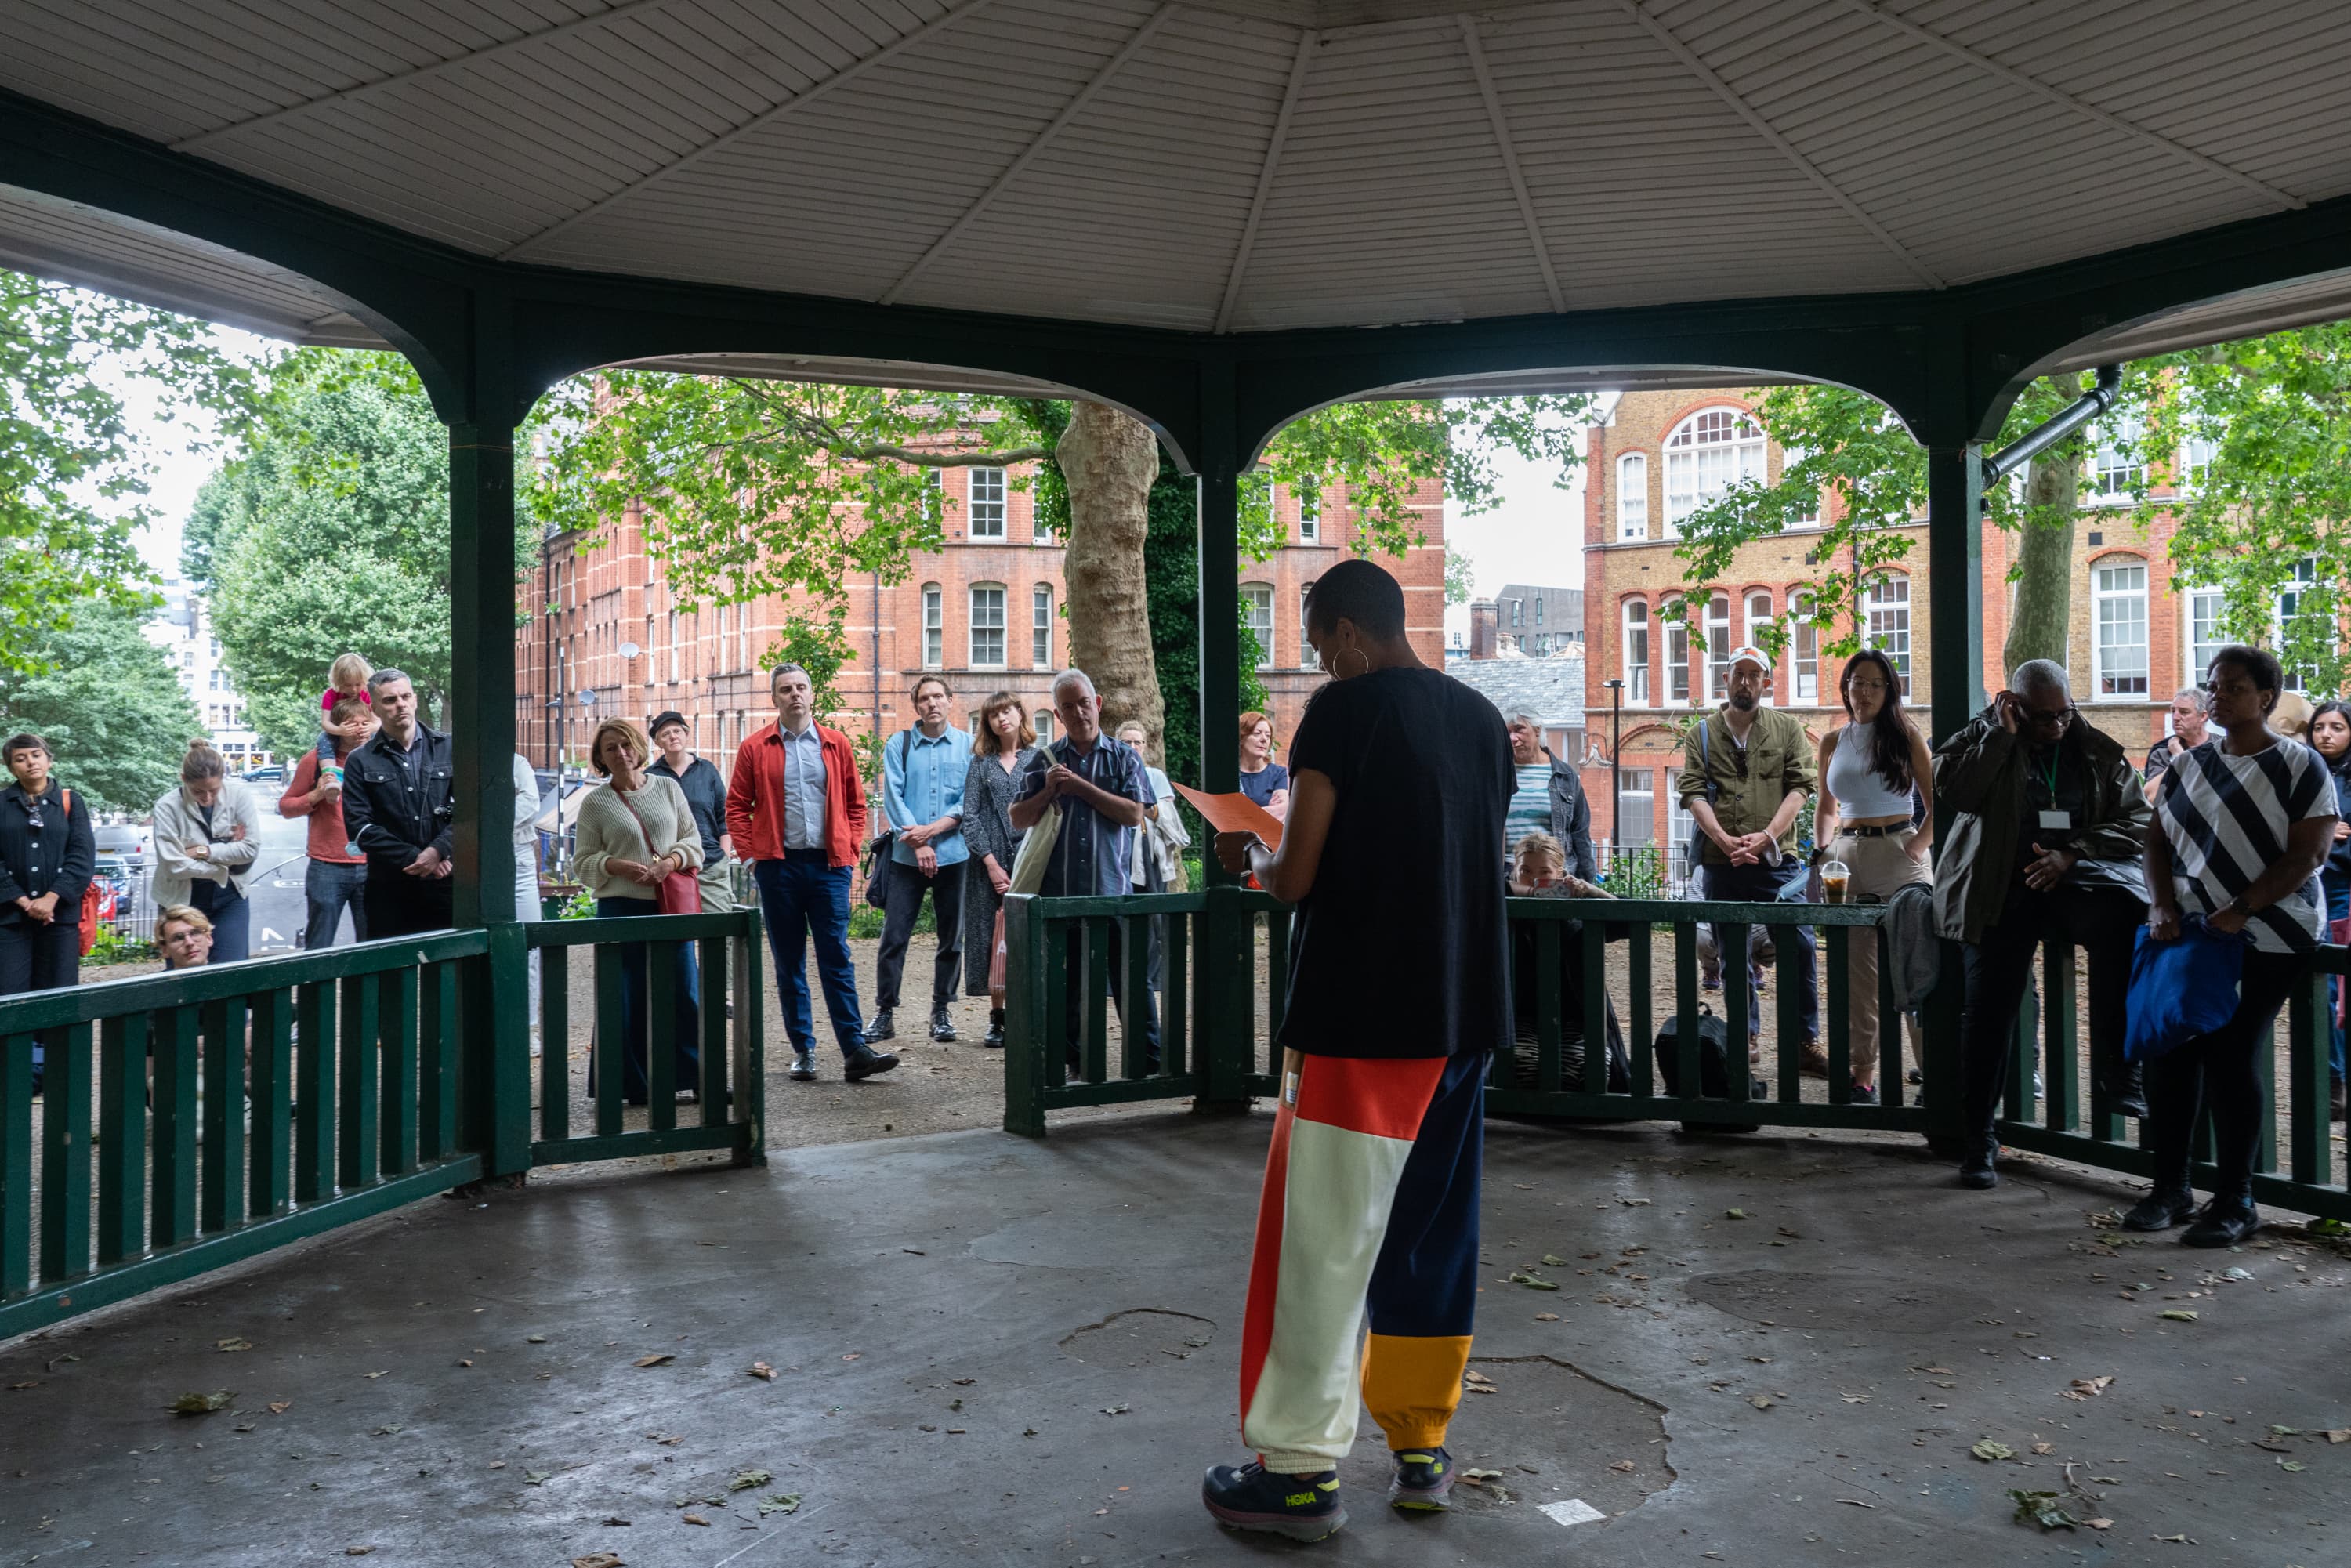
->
xmin=1534 ymin=1313 xmax=1559 ymax=1322
xmin=748 ymin=1362 xmax=776 ymax=1381
xmin=759 ymin=1494 xmax=802 ymax=1516
xmin=600 ymin=1517 xmax=629 ymax=1527
xmin=1464 ymin=1371 xmax=1495 ymax=1387
xmin=2327 ymin=1429 xmax=2351 ymax=1444
xmin=216 ymin=1338 xmax=252 ymax=1353
xmin=233 ymin=1422 xmax=255 ymax=1432
xmin=682 ymin=1514 xmax=709 ymax=1526
xmin=1541 ymin=1254 xmax=1569 ymax=1266
xmin=267 ymin=1401 xmax=291 ymax=1414
xmin=633 ymin=1354 xmax=675 ymax=1368
xmin=1835 ymin=1499 xmax=1875 ymax=1508
xmin=1101 ymin=1404 xmax=1129 ymax=1416
xmin=2153 ymin=1534 xmax=2194 ymax=1544
xmin=2067 ymin=1376 xmax=2114 ymax=1398
xmin=2280 ymin=1459 xmax=2306 ymax=1472
xmin=2031 ymin=1443 xmax=2056 ymax=1456
xmin=573 ymin=1555 xmax=625 ymax=1568
xmin=361 ymin=1371 xmax=388 ymax=1380
xmin=2159 ymin=1310 xmax=2198 ymax=1322
xmin=457 ymin=1359 xmax=473 ymax=1368
xmin=1726 ymin=1208 xmax=1748 ymax=1219
xmin=1748 ymin=1395 xmax=1774 ymax=1410
xmin=1608 ymin=1459 xmax=1635 ymax=1472
xmin=645 ymin=1432 xmax=680 ymax=1446
xmin=5 ymin=1382 xmax=34 ymax=1390
xmin=370 ymin=1425 xmax=401 ymax=1436
xmin=344 ymin=1549 xmax=376 ymax=1558
xmin=527 ymin=1335 xmax=547 ymax=1345
xmin=1460 ymin=1468 xmax=1505 ymax=1485
xmin=730 ymin=1470 xmax=773 ymax=1491
xmin=2083 ymin=1519 xmax=2112 ymax=1530
xmin=524 ymin=1472 xmax=553 ymax=1485
xmin=953 ymin=1378 xmax=976 ymax=1385
xmin=1972 ymin=1441 xmax=2016 ymax=1462
xmin=1841 ymin=1393 xmax=1871 ymax=1404
xmin=2006 ymin=1489 xmax=2078 ymax=1530
xmin=168 ymin=1391 xmax=234 ymax=1415
xmin=842 ymin=1353 xmax=860 ymax=1362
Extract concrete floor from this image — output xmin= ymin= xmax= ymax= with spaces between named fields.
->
xmin=4 ymin=1113 xmax=2347 ymax=1566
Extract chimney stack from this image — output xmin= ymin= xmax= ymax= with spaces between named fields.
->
xmin=1469 ymin=600 xmax=1499 ymax=660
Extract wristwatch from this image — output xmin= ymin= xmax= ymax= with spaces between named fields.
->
xmin=2222 ymin=894 xmax=2251 ymax=920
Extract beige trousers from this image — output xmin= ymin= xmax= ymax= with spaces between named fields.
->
xmin=1830 ymin=829 xmax=1932 ymax=1082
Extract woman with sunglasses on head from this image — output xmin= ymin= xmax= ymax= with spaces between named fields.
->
xmin=2309 ymin=699 xmax=2351 ymax=1120
xmin=1813 ymin=649 xmax=1934 ymax=1106
xmin=2133 ymin=648 xmax=2339 ymax=1244
xmin=1930 ymin=659 xmax=2152 ymax=1190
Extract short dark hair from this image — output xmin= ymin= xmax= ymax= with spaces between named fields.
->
xmin=1304 ymin=559 xmax=1407 ymax=643
xmin=910 ymin=675 xmax=951 ymax=701
xmin=2206 ymin=643 xmax=2284 ymax=701
xmin=2 ymin=733 xmax=49 ymax=766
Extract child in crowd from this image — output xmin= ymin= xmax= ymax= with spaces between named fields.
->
xmin=1509 ymin=831 xmax=1606 ymax=898
xmin=316 ymin=653 xmax=373 ymax=770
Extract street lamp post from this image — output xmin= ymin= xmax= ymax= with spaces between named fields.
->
xmin=1602 ymin=678 xmax=1625 ymax=871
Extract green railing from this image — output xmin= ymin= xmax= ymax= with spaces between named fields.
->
xmin=0 ymin=931 xmax=489 ymax=1341
xmin=525 ymin=911 xmax=766 ymax=1168
xmin=1002 ymin=887 xmax=2351 ymax=1222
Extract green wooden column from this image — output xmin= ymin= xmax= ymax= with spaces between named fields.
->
xmin=1918 ymin=437 xmax=1985 ymax=1152
xmin=1193 ymin=366 xmax=1255 ymax=1110
xmin=447 ymin=400 xmax=533 ymax=1177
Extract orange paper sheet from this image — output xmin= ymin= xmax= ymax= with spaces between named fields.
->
xmin=1172 ymin=783 xmax=1284 ymax=849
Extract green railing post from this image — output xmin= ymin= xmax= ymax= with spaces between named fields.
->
xmin=1918 ymin=939 xmax=1968 ymax=1151
xmin=1003 ymin=894 xmax=1046 ymax=1136
xmin=1192 ymin=882 xmax=1256 ymax=1113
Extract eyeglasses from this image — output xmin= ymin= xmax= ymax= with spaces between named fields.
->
xmin=1848 ymin=679 xmax=1890 ymax=694
xmin=2023 ymin=705 xmax=2076 ymax=728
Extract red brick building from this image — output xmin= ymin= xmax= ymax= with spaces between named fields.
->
xmin=1581 ymin=388 xmax=2204 ymax=875
xmin=516 ymin=453 xmax=1446 ymax=780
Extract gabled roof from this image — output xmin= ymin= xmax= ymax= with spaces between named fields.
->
xmin=1447 ymin=648 xmax=1586 ymax=730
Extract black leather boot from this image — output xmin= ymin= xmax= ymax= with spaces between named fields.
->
xmin=1958 ymin=1134 xmax=1998 ymax=1190
xmin=983 ymin=1008 xmax=1005 ymax=1048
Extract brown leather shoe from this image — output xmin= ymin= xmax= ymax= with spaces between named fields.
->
xmin=1799 ymin=1041 xmax=1831 ymax=1079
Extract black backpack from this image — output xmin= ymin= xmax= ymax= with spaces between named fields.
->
xmin=1652 ymin=1005 xmax=1765 ymax=1126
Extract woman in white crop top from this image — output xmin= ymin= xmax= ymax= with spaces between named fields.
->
xmin=1814 ymin=648 xmax=1936 ymax=1103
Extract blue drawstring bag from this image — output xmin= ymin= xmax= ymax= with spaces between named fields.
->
xmin=2125 ymin=916 xmax=2245 ymax=1063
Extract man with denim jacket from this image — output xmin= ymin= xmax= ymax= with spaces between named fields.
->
xmin=1675 ymin=646 xmax=1821 ymax=1066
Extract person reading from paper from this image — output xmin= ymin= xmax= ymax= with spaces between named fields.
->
xmin=1198 ymin=558 xmax=1512 ymax=1542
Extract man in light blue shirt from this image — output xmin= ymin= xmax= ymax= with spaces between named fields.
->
xmin=873 ymin=674 xmax=973 ymax=1043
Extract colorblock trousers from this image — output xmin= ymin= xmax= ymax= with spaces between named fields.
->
xmin=1237 ymin=1048 xmax=1485 ymax=1473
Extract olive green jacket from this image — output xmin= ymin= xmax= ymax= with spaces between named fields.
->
xmin=1675 ymin=704 xmax=1817 ymax=867
xmin=1929 ymin=701 xmax=2150 ymax=944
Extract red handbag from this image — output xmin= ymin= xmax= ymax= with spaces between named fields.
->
xmin=619 ymin=788 xmax=702 ymax=915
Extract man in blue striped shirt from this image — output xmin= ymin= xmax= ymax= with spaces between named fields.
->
xmin=875 ymin=675 xmax=973 ymax=1044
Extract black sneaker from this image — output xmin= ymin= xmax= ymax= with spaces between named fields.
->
xmin=2181 ymin=1197 xmax=2259 ymax=1248
xmin=1202 ymin=1461 xmax=1346 ymax=1541
xmin=2121 ymin=1188 xmax=2197 ymax=1232
xmin=868 ymin=1009 xmax=896 ymax=1042
xmin=982 ymin=1008 xmax=1005 ymax=1048
xmin=1848 ymin=1081 xmax=1880 ymax=1106
xmin=1387 ymin=1446 xmax=1454 ymax=1512
xmin=929 ymin=1007 xmax=956 ymax=1043
xmin=843 ymin=1047 xmax=900 ymax=1081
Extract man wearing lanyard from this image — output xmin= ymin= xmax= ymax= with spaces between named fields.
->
xmin=1931 ymin=660 xmax=2152 ymax=1189
xmin=727 ymin=664 xmax=898 ymax=1084
xmin=1009 ymin=668 xmax=1157 ymax=1071
xmin=872 ymin=675 xmax=973 ymax=1045
xmin=337 ymin=669 xmax=456 ymax=940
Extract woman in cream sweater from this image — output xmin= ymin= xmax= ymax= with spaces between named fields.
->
xmin=574 ymin=719 xmax=704 ymax=1104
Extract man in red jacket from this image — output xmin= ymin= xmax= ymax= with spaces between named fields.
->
xmin=726 ymin=664 xmax=898 ymax=1083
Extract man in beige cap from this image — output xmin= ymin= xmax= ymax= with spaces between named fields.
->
xmin=1676 ymin=643 xmax=1822 ymax=1071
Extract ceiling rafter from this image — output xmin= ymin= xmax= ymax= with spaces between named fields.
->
xmin=878 ymin=3 xmax=1180 ymax=308
xmin=1831 ymin=0 xmax=2302 ymax=212
xmin=1458 ymin=13 xmax=1563 ymax=314
xmin=501 ymin=0 xmax=996 ymax=261
xmin=172 ymin=0 xmax=683 ymax=154
xmin=1622 ymin=0 xmax=1942 ymax=289
xmin=1215 ymin=26 xmax=1317 ymax=334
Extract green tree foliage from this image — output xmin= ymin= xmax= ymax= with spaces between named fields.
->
xmin=187 ymin=350 xmax=527 ymax=755
xmin=1445 ymin=544 xmax=1477 ymax=606
xmin=2130 ymin=327 xmax=2351 ymax=691
xmin=0 ymin=597 xmax=202 ymax=811
xmin=0 ymin=272 xmax=257 ymax=676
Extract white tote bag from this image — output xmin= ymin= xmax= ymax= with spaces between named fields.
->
xmin=1007 ymin=802 xmax=1063 ymax=897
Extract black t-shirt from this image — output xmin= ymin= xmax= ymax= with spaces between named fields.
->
xmin=1277 ymin=666 xmax=1514 ymax=1059
xmin=650 ymin=755 xmax=728 ymax=864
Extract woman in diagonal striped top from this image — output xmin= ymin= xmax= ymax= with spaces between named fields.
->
xmin=2135 ymin=644 xmax=2339 ymax=1248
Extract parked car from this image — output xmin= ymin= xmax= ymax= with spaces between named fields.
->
xmin=94 ymin=824 xmax=148 ymax=860
xmin=241 ymin=765 xmax=286 ymax=786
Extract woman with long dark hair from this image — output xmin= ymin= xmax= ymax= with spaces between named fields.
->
xmin=2309 ymin=698 xmax=2351 ymax=1119
xmin=1813 ymin=648 xmax=1934 ymax=1104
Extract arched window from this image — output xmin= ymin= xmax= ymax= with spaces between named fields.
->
xmin=969 ymin=583 xmax=1005 ymax=668
xmin=1744 ymin=590 xmax=1774 ymax=703
xmin=1864 ymin=575 xmax=1911 ymax=696
xmin=1617 ymin=453 xmax=1647 ymax=540
xmin=1704 ymin=593 xmax=1733 ymax=702
xmin=1664 ymin=407 xmax=1765 ymax=535
xmin=1622 ymin=600 xmax=1650 ymax=705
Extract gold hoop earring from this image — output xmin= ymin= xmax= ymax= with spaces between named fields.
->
xmin=1335 ymin=647 xmax=1371 ymax=680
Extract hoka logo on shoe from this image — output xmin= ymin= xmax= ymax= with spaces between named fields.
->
xmin=1284 ymin=1491 xmax=1317 ymax=1508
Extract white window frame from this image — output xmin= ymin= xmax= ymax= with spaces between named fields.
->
xmin=2186 ymin=587 xmax=2226 ymax=689
xmin=1704 ymin=593 xmax=1732 ymax=703
xmin=969 ymin=466 xmax=1006 ymax=539
xmin=1864 ymin=576 xmax=1913 ymax=697
xmin=1032 ymin=584 xmax=1054 ymax=668
xmin=2090 ymin=415 xmax=2142 ymax=505
xmin=1617 ymin=768 xmax=1654 ymax=847
xmin=1790 ymin=593 xmax=1818 ymax=704
xmin=1744 ymin=590 xmax=1774 ymax=703
xmin=1665 ymin=601 xmax=1690 ymax=705
xmin=1622 ymin=600 xmax=1650 ymax=706
xmin=1300 ymin=582 xmax=1320 ymax=668
xmin=921 ymin=584 xmax=943 ymax=669
xmin=2179 ymin=433 xmax=2217 ymax=494
xmin=969 ymin=584 xmax=1007 ymax=668
xmin=1297 ymin=487 xmax=1320 ymax=544
xmin=1783 ymin=444 xmax=1820 ymax=526
xmin=1616 ymin=453 xmax=1647 ymax=541
xmin=2091 ymin=560 xmax=2150 ymax=701
xmin=1663 ymin=407 xmax=1765 ymax=538
xmin=2277 ymin=557 xmax=2325 ymax=692
xmin=1243 ymin=582 xmax=1276 ymax=672
xmin=1035 ymin=709 xmax=1056 ymax=745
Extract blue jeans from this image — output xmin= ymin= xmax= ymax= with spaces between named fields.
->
xmin=187 ymin=878 xmax=251 ymax=963
xmin=302 ymin=860 xmax=368 ymax=947
xmin=752 ymin=852 xmax=868 ymax=1058
xmin=1701 ymin=860 xmax=1818 ymax=1043
xmin=591 ymin=896 xmax=701 ymax=1103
